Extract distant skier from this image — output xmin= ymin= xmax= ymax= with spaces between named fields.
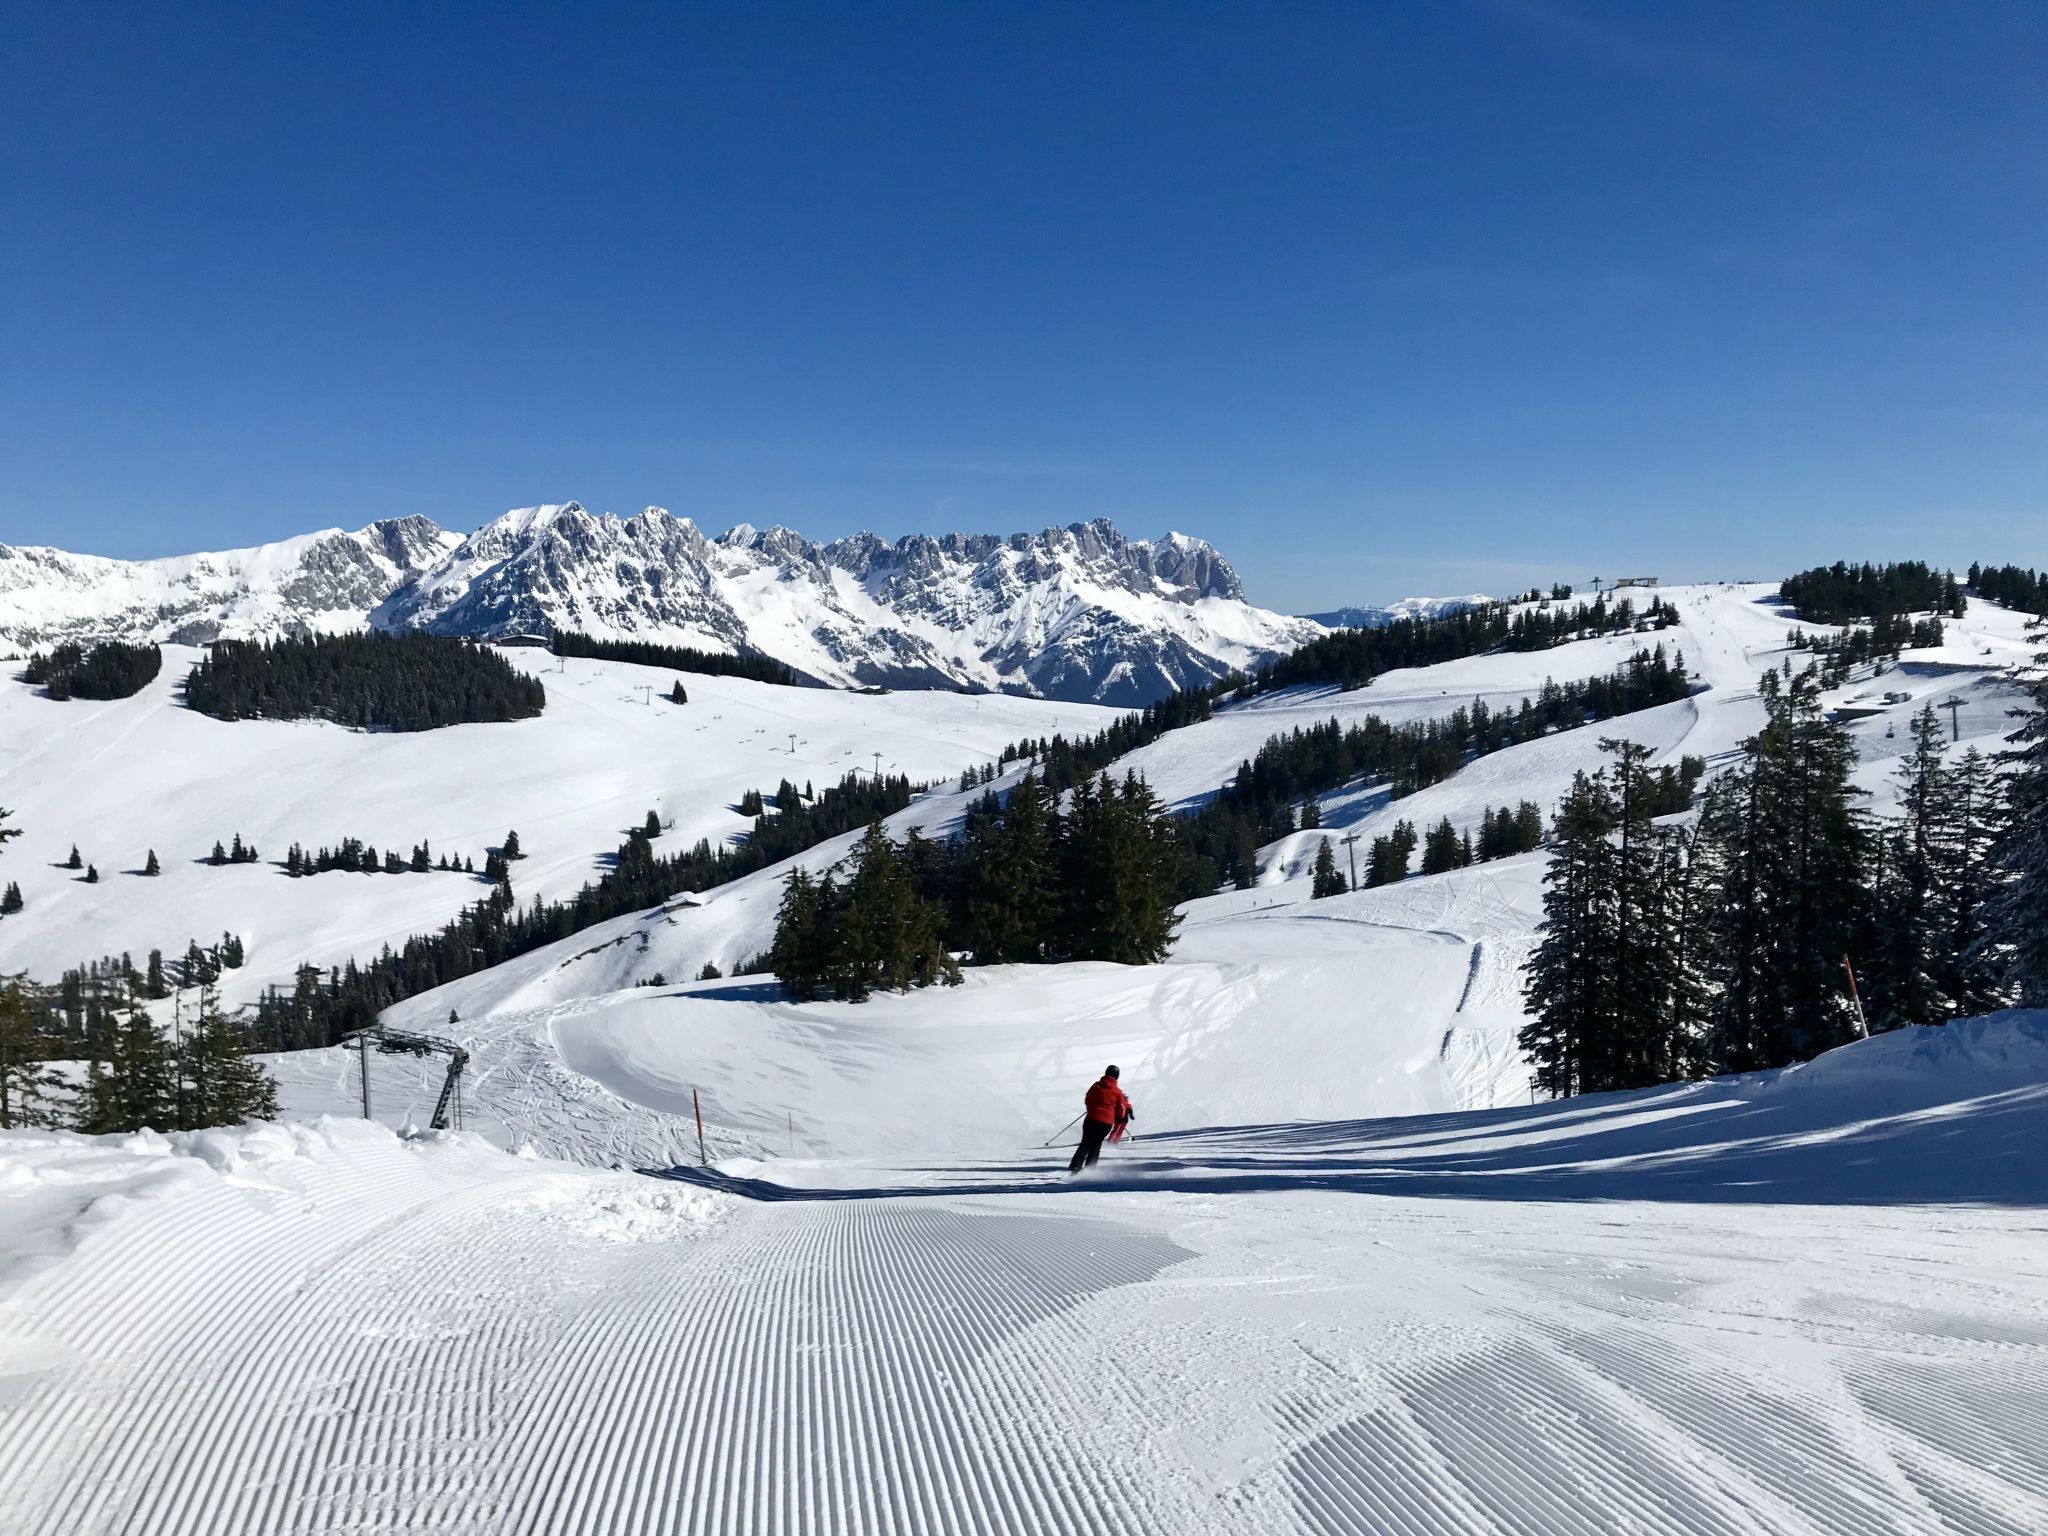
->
xmin=1068 ymin=1066 xmax=1133 ymax=1174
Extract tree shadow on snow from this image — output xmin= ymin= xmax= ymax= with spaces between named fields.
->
xmin=643 ymin=1080 xmax=2048 ymax=1209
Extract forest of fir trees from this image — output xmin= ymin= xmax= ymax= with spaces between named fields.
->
xmin=1520 ymin=626 xmax=2048 ymax=1097
xmin=0 ymin=974 xmax=276 ymax=1134
xmin=769 ymin=771 xmax=1182 ymax=1002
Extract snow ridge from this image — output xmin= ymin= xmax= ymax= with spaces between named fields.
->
xmin=3 ymin=507 xmax=1321 ymax=705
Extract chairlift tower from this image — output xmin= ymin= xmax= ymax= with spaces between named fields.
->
xmin=1339 ymin=832 xmax=1362 ymax=890
xmin=349 ymin=1024 xmax=471 ymax=1131
xmin=1941 ymin=694 xmax=1967 ymax=743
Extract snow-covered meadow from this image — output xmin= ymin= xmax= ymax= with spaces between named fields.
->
xmin=3 ymin=580 xmax=2045 ymax=1533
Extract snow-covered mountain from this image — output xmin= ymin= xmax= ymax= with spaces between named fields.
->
xmin=3 ymin=506 xmax=1322 ymax=705
xmin=0 ymin=517 xmax=458 ymax=652
xmin=1305 ymin=594 xmax=1491 ymax=629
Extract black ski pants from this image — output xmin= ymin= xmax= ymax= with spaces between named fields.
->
xmin=1069 ymin=1118 xmax=1112 ymax=1173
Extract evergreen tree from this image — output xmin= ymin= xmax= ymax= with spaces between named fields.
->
xmin=1862 ymin=708 xmax=1953 ymax=1029
xmin=1600 ymin=738 xmax=1698 ymax=1087
xmin=0 ymin=883 xmax=21 ymax=915
xmin=83 ymin=863 xmax=99 ymax=884
xmin=697 ymin=961 xmax=722 ymax=980
xmin=828 ymin=820 xmax=960 ymax=999
xmin=77 ymin=1002 xmax=179 ymax=1134
xmin=1420 ymin=818 xmax=1467 ymax=875
xmin=1310 ymin=838 xmax=1347 ymax=898
xmin=1697 ymin=672 xmax=1868 ymax=1072
xmin=66 ymin=844 xmax=83 ymax=870
xmin=0 ymin=805 xmax=20 ymax=856
xmin=1300 ymin=795 xmax=1323 ymax=830
xmin=502 ymin=830 xmax=522 ymax=861
xmin=180 ymin=986 xmax=278 ymax=1127
xmin=1058 ymin=775 xmax=1181 ymax=965
xmin=965 ymin=772 xmax=1057 ymax=963
xmin=143 ymin=849 xmax=160 ymax=876
xmin=769 ymin=868 xmax=832 ymax=1002
xmin=669 ymin=679 xmax=689 ymax=704
xmin=0 ymin=977 xmax=64 ymax=1128
xmin=1522 ymin=772 xmax=1618 ymax=1099
xmin=146 ymin=949 xmax=167 ymax=999
xmin=1365 ymin=821 xmax=1416 ymax=887
xmin=1987 ymin=617 xmax=2048 ymax=1004
xmin=1938 ymin=747 xmax=2005 ymax=1014
xmin=210 ymin=840 xmax=227 ymax=866
xmin=230 ymin=833 xmax=246 ymax=863
xmin=644 ymin=810 xmax=662 ymax=839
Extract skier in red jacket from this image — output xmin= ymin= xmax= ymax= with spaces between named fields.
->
xmin=1068 ymin=1066 xmax=1133 ymax=1174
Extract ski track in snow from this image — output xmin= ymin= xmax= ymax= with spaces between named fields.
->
xmin=7 ymin=1018 xmax=2048 ymax=1536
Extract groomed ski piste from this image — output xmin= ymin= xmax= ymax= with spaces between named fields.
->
xmin=4 ymin=583 xmax=2047 ymax=1532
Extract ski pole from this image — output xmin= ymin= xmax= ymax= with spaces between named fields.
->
xmin=1041 ymin=1112 xmax=1084 ymax=1148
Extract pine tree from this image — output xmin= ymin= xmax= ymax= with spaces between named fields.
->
xmin=1987 ymin=616 xmax=2048 ymax=1004
xmin=0 ymin=806 xmax=18 ymax=856
xmin=209 ymin=840 xmax=227 ymax=866
xmin=697 ymin=961 xmax=722 ymax=981
xmin=229 ymin=832 xmax=246 ymax=863
xmin=965 ymin=772 xmax=1057 ymax=963
xmin=1938 ymin=747 xmax=2005 ymax=1013
xmin=0 ymin=977 xmax=64 ymax=1128
xmin=146 ymin=949 xmax=167 ymax=999
xmin=1697 ymin=672 xmax=1868 ymax=1071
xmin=769 ymin=867 xmax=831 ymax=1001
xmin=143 ymin=849 xmax=160 ymax=876
xmin=502 ymin=830 xmax=522 ymax=861
xmin=1600 ymin=738 xmax=1696 ymax=1087
xmin=180 ymin=987 xmax=278 ymax=1128
xmin=1863 ymin=708 xmax=1952 ymax=1030
xmin=66 ymin=844 xmax=83 ymax=870
xmin=644 ymin=810 xmax=662 ymax=839
xmin=77 ymin=1002 xmax=179 ymax=1133
xmin=1310 ymin=838 xmax=1347 ymax=898
xmin=0 ymin=882 xmax=20 ymax=915
xmin=829 ymin=820 xmax=960 ymax=998
xmin=1420 ymin=818 xmax=1465 ymax=875
xmin=1365 ymin=821 xmax=1416 ymax=887
xmin=669 ymin=679 xmax=688 ymax=704
xmin=1300 ymin=795 xmax=1323 ymax=830
xmin=1058 ymin=775 xmax=1181 ymax=965
xmin=1521 ymin=772 xmax=1618 ymax=1098
xmin=84 ymin=863 xmax=99 ymax=884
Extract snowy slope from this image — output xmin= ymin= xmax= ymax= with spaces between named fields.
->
xmin=4 ymin=1013 xmax=2045 ymax=1534
xmin=0 ymin=647 xmax=1121 ymax=1005
xmin=241 ymin=581 xmax=2032 ymax=1166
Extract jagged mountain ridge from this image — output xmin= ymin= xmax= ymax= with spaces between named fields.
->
xmin=1306 ymin=595 xmax=1492 ymax=629
xmin=3 ymin=505 xmax=1323 ymax=705
xmin=0 ymin=517 xmax=458 ymax=651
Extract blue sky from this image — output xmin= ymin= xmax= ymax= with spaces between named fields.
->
xmin=3 ymin=2 xmax=2042 ymax=611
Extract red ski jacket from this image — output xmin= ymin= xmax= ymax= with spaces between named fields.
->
xmin=1084 ymin=1077 xmax=1132 ymax=1128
